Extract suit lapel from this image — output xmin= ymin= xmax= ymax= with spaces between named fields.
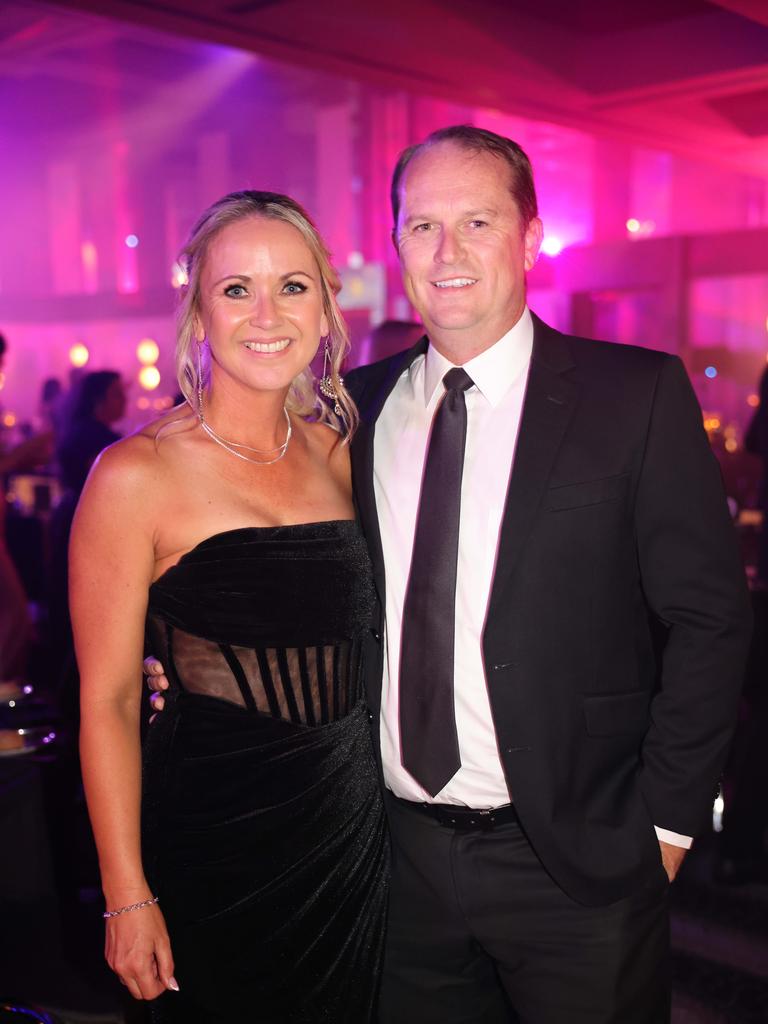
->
xmin=487 ymin=317 xmax=579 ymax=620
xmin=351 ymin=337 xmax=428 ymax=604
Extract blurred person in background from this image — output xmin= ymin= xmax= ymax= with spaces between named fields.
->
xmin=714 ymin=364 xmax=768 ymax=884
xmin=746 ymin=364 xmax=768 ymax=588
xmin=50 ymin=371 xmax=127 ymax=715
xmin=0 ymin=332 xmax=54 ymax=680
xmin=39 ymin=376 xmax=65 ymax=437
xmin=355 ymin=319 xmax=425 ymax=367
xmin=57 ymin=371 xmax=127 ymax=495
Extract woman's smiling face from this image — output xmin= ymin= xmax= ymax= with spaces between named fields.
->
xmin=196 ymin=215 xmax=329 ymax=397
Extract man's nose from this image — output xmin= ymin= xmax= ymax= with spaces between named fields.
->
xmin=434 ymin=227 xmax=463 ymax=265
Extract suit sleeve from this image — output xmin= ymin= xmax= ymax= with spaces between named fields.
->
xmin=634 ymin=355 xmax=752 ymax=837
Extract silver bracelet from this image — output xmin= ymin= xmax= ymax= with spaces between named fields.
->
xmin=103 ymin=895 xmax=159 ymax=919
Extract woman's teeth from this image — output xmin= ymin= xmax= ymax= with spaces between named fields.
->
xmin=244 ymin=339 xmax=291 ymax=353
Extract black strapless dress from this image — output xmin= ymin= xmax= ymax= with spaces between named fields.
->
xmin=142 ymin=521 xmax=388 ymax=1023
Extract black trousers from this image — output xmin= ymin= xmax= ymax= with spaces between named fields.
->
xmin=379 ymin=796 xmax=670 ymax=1024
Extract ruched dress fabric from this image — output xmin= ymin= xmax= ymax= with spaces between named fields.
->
xmin=142 ymin=521 xmax=389 ymax=1023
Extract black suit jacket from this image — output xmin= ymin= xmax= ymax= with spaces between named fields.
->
xmin=346 ymin=313 xmax=752 ymax=905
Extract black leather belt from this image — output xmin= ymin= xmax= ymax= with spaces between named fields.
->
xmin=392 ymin=796 xmax=519 ymax=831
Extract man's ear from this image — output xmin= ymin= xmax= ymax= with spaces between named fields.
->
xmin=523 ymin=217 xmax=543 ymax=271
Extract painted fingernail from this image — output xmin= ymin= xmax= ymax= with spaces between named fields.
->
xmin=168 ymin=977 xmax=180 ymax=992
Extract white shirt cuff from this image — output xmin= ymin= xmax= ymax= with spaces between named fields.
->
xmin=654 ymin=826 xmax=693 ymax=849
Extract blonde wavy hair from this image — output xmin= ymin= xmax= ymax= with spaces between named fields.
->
xmin=175 ymin=190 xmax=356 ymax=436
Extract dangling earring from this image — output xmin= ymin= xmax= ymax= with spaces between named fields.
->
xmin=318 ymin=337 xmax=343 ymax=416
xmin=196 ymin=341 xmax=205 ymax=419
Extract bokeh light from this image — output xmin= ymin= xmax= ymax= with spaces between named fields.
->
xmin=69 ymin=343 xmax=90 ymax=367
xmin=139 ymin=365 xmax=161 ymax=390
xmin=125 ymin=234 xmax=139 ymax=248
xmin=704 ymin=366 xmax=718 ymax=379
xmin=747 ymin=393 xmax=760 ymax=408
xmin=137 ymin=338 xmax=160 ymax=365
xmin=541 ymin=235 xmax=563 ymax=257
xmin=626 ymin=218 xmax=640 ymax=233
xmin=3 ymin=412 xmax=16 ymax=428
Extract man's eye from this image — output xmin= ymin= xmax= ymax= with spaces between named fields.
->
xmin=413 ymin=222 xmax=432 ymax=233
xmin=224 ymin=284 xmax=247 ymax=297
xmin=283 ymin=281 xmax=307 ymax=295
xmin=469 ymin=219 xmax=488 ymax=229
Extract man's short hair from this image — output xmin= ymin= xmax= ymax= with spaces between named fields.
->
xmin=390 ymin=125 xmax=538 ymax=232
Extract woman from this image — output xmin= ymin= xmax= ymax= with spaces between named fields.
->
xmin=71 ymin=192 xmax=388 ymax=1022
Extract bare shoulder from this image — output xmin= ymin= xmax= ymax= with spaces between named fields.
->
xmin=135 ymin=403 xmax=197 ymax=447
xmin=80 ymin=406 xmax=195 ymax=515
xmin=301 ymin=419 xmax=350 ymax=473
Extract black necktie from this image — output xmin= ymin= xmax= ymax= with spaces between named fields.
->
xmin=399 ymin=367 xmax=473 ymax=796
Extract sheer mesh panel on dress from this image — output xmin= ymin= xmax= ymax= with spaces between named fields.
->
xmin=169 ymin=627 xmax=362 ymax=726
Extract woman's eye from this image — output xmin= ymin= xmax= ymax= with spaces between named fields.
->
xmin=283 ymin=281 xmax=307 ymax=295
xmin=224 ymin=284 xmax=247 ymax=297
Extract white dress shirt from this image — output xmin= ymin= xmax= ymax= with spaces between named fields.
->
xmin=374 ymin=310 xmax=533 ymax=807
xmin=372 ymin=307 xmax=691 ymax=847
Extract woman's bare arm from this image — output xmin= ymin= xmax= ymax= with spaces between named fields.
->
xmin=70 ymin=439 xmax=177 ymax=999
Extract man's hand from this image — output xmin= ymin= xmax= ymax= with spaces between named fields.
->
xmin=143 ymin=657 xmax=169 ymax=717
xmin=659 ymin=840 xmax=687 ymax=882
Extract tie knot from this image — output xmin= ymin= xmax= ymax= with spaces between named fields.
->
xmin=442 ymin=367 xmax=473 ymax=393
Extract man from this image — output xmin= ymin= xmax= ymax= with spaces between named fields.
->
xmin=343 ymin=125 xmax=751 ymax=1023
xmin=148 ymin=126 xmax=751 ymax=1022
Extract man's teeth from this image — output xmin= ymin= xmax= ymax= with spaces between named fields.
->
xmin=434 ymin=278 xmax=476 ymax=288
xmin=244 ymin=339 xmax=291 ymax=352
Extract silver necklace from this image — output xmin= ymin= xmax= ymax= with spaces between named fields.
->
xmin=198 ymin=406 xmax=292 ymax=466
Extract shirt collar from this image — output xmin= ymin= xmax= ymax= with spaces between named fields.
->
xmin=421 ymin=307 xmax=534 ymax=408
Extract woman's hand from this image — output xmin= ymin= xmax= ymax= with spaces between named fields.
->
xmin=105 ymin=901 xmax=178 ymax=1000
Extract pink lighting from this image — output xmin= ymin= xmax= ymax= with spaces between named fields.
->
xmin=137 ymin=339 xmax=160 ymax=365
xmin=540 ymin=236 xmax=563 ymax=257
xmin=80 ymin=241 xmax=99 ymax=295
xmin=139 ymin=366 xmax=161 ymax=390
xmin=69 ymin=343 xmax=90 ymax=368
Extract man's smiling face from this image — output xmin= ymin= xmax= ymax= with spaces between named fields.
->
xmin=394 ymin=141 xmax=542 ymax=362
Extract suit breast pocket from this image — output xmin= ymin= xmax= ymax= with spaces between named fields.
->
xmin=544 ymin=473 xmax=629 ymax=513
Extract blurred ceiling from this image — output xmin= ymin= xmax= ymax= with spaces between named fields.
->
xmin=4 ymin=0 xmax=768 ymax=174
